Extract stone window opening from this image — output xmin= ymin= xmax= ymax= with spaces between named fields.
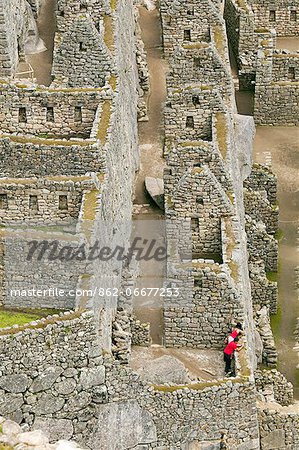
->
xmin=74 ymin=106 xmax=83 ymax=122
xmin=290 ymin=10 xmax=297 ymax=21
xmin=192 ymin=95 xmax=200 ymax=106
xmin=196 ymin=197 xmax=204 ymax=205
xmin=165 ymin=16 xmax=171 ymax=26
xmin=184 ymin=30 xmax=191 ymax=41
xmin=0 ymin=194 xmax=8 ymax=209
xmin=269 ymin=10 xmax=276 ymax=22
xmin=288 ymin=67 xmax=295 ymax=80
xmin=59 ymin=10 xmax=65 ymax=17
xmin=29 ymin=195 xmax=38 ymax=212
xmin=186 ymin=116 xmax=194 ymax=128
xmin=193 ymin=162 xmax=201 ymax=168
xmin=194 ymin=58 xmax=201 ymax=68
xmin=79 ymin=41 xmax=86 ymax=52
xmin=46 ymin=106 xmax=54 ymax=122
xmin=194 ymin=277 xmax=203 ymax=288
xmin=187 ymin=7 xmax=195 ymax=16
xmin=58 ymin=195 xmax=68 ymax=210
xmin=18 ymin=107 xmax=27 ymax=123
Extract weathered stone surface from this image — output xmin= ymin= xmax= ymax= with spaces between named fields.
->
xmin=19 ymin=429 xmax=49 ymax=446
xmin=0 ymin=416 xmax=83 ymax=449
xmin=1 ymin=419 xmax=22 ymax=436
xmin=35 ymin=394 xmax=65 ymax=415
xmin=234 ymin=114 xmax=255 ymax=181
xmin=0 ymin=393 xmax=23 ymax=415
xmin=30 ymin=367 xmax=64 ymax=393
xmin=138 ymin=355 xmax=191 ymax=384
xmin=33 ymin=417 xmax=74 ymax=442
xmin=0 ymin=374 xmax=31 ymax=393
xmin=55 ymin=379 xmax=76 ymax=395
xmin=79 ymin=366 xmax=105 ymax=389
xmin=67 ymin=392 xmax=91 ymax=412
xmin=89 ymin=401 xmax=157 ymax=450
xmin=260 ymin=429 xmax=285 ymax=450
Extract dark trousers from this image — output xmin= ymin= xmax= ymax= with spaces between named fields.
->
xmin=223 ymin=352 xmax=232 ymax=374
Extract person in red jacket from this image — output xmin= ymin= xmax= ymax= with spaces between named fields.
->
xmin=223 ymin=336 xmax=243 ymax=376
xmin=227 ymin=322 xmax=243 ymax=344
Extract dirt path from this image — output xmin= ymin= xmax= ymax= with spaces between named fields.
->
xmin=26 ymin=0 xmax=57 ymax=86
xmin=254 ymin=126 xmax=299 ymax=398
xmin=132 ymin=5 xmax=167 ymax=344
xmin=134 ymin=6 xmax=167 ymax=205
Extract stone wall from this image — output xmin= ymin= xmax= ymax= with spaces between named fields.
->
xmin=0 ymin=229 xmax=89 ymax=309
xmin=255 ymin=307 xmax=277 ymax=366
xmin=0 ymin=138 xmax=106 ymax=178
xmin=258 ymin=402 xmax=299 ymax=450
xmin=244 ymin=188 xmax=278 ymax=235
xmin=0 ymin=311 xmax=107 ymax=445
xmin=255 ymin=369 xmax=294 ymax=406
xmin=165 ymin=166 xmax=233 ymax=256
xmin=0 ymin=177 xmax=93 ymax=225
xmin=0 ymin=82 xmax=109 ymax=138
xmin=56 ymin=0 xmax=110 ymax=33
xmin=249 ymin=260 xmax=277 ymax=314
xmin=244 ymin=164 xmax=277 ymax=205
xmin=164 ymin=264 xmax=243 ymax=348
xmin=164 ymin=87 xmax=225 ymax=142
xmin=160 ymin=0 xmax=223 ymax=56
xmin=254 ymin=49 xmax=299 ymax=125
xmin=249 ymin=0 xmax=299 ymax=37
xmin=131 ymin=316 xmax=151 ymax=346
xmin=246 ymin=216 xmax=278 ymax=272
xmin=0 ymin=308 xmax=260 ymax=449
xmin=166 ymin=40 xmax=233 ymax=101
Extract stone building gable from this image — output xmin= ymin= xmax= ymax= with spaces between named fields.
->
xmin=52 ymin=16 xmax=114 ymax=87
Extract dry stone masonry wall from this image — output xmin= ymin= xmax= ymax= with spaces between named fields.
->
xmin=0 ymin=0 xmax=298 ymax=448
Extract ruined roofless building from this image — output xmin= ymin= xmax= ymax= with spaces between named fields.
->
xmin=0 ymin=0 xmax=298 ymax=449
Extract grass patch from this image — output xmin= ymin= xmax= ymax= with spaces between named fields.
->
xmin=212 ymin=26 xmax=226 ymax=61
xmin=215 ymin=112 xmax=228 ymax=160
xmin=0 ymin=310 xmax=83 ymax=336
xmin=266 ymin=271 xmax=278 ymax=282
xmin=97 ymin=100 xmax=112 ymax=145
xmin=226 ymin=191 xmax=234 ymax=204
xmin=0 ymin=308 xmax=59 ymax=329
xmin=270 ymin=304 xmax=282 ymax=341
xmin=110 ymin=0 xmax=117 ymax=11
xmin=152 ymin=375 xmax=248 ymax=393
xmin=104 ymin=15 xmax=114 ymax=51
xmin=223 ymin=218 xmax=239 ymax=281
xmin=236 ymin=0 xmax=250 ymax=12
xmin=0 ymin=133 xmax=95 ymax=147
xmin=82 ymin=189 xmax=99 ymax=221
xmin=254 ymin=28 xmax=270 ymax=34
xmin=109 ymin=74 xmax=117 ymax=91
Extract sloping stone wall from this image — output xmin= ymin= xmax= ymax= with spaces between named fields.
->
xmin=52 ymin=16 xmax=114 ymax=87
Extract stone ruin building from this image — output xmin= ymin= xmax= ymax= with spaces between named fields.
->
xmin=0 ymin=0 xmax=298 ymax=449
